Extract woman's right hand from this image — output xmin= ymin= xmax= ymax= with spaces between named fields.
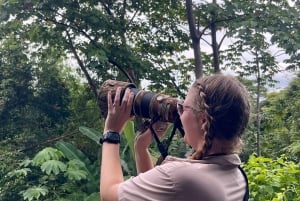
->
xmin=104 ymin=87 xmax=134 ymax=134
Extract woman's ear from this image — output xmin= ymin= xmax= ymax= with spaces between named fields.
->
xmin=198 ymin=116 xmax=208 ymax=133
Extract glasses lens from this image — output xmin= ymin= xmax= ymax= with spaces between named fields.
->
xmin=177 ymin=100 xmax=184 ymax=115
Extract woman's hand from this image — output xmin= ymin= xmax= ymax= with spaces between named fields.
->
xmin=135 ymin=121 xmax=169 ymax=148
xmin=104 ymin=87 xmax=135 ymax=134
xmin=134 ymin=121 xmax=169 ymax=174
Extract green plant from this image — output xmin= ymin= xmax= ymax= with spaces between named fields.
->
xmin=244 ymin=155 xmax=300 ymax=201
xmin=7 ymin=144 xmax=100 ymax=201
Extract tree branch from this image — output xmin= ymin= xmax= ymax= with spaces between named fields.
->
xmin=65 ymin=30 xmax=98 ymax=101
xmin=43 ymin=13 xmax=133 ymax=83
xmin=218 ymin=32 xmax=228 ymax=50
xmin=17 ymin=131 xmax=79 ymax=153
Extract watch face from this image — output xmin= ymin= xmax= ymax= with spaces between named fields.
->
xmin=107 ymin=132 xmax=120 ymax=141
xmin=100 ymin=131 xmax=120 ymax=144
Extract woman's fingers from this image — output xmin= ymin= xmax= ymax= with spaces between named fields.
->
xmin=107 ymin=90 xmax=113 ymax=110
xmin=113 ymin=87 xmax=122 ymax=107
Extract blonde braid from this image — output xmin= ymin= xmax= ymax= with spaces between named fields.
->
xmin=189 ymin=82 xmax=213 ymax=160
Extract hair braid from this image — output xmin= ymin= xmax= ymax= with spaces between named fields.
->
xmin=189 ymin=82 xmax=213 ymax=160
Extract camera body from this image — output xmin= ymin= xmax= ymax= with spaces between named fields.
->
xmin=98 ymin=80 xmax=180 ymax=123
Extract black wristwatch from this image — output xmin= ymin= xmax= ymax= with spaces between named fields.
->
xmin=99 ymin=131 xmax=121 ymax=144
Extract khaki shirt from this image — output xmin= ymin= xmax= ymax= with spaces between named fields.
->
xmin=119 ymin=154 xmax=246 ymax=201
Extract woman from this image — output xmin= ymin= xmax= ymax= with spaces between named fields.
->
xmin=100 ymin=74 xmax=250 ymax=201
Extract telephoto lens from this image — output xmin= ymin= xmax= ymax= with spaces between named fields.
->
xmin=98 ymin=80 xmax=180 ymax=123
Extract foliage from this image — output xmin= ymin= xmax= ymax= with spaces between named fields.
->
xmin=244 ymin=155 xmax=300 ymax=201
xmin=0 ymin=38 xmax=70 ymax=145
xmin=0 ymin=0 xmax=192 ymax=96
xmin=6 ymin=141 xmax=100 ymax=201
xmin=0 ymin=27 xmax=73 ymax=201
xmin=121 ymin=121 xmax=137 ymax=176
xmin=21 ymin=186 xmax=49 ymax=201
xmin=260 ymin=74 xmax=300 ymax=161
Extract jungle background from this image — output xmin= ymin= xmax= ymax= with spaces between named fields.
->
xmin=0 ymin=0 xmax=299 ymax=200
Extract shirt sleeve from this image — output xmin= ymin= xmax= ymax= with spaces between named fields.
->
xmin=118 ymin=162 xmax=182 ymax=201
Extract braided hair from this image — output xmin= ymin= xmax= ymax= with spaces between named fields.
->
xmin=189 ymin=74 xmax=250 ymax=160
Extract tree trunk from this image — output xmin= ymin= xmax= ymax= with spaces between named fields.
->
xmin=185 ymin=0 xmax=203 ymax=78
xmin=255 ymin=51 xmax=262 ymax=156
xmin=210 ymin=0 xmax=220 ymax=73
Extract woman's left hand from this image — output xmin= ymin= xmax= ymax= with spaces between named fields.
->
xmin=135 ymin=121 xmax=169 ymax=149
xmin=104 ymin=87 xmax=135 ymax=134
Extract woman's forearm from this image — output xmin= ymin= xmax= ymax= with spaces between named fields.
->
xmin=134 ymin=122 xmax=168 ymax=174
xmin=134 ymin=131 xmax=154 ymax=174
xmin=100 ymin=143 xmax=123 ymax=201
xmin=135 ymin=144 xmax=153 ymax=174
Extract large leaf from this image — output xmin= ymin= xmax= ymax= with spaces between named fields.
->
xmin=7 ymin=168 xmax=31 ymax=177
xmin=67 ymin=159 xmax=86 ymax=169
xmin=123 ymin=121 xmax=135 ymax=157
xmin=22 ymin=186 xmax=48 ymax=201
xmin=65 ymin=159 xmax=89 ymax=181
xmin=41 ymin=160 xmax=67 ymax=175
xmin=287 ymin=141 xmax=300 ymax=154
xmin=32 ymin=147 xmax=64 ymax=166
xmin=79 ymin=126 xmax=101 ymax=144
xmin=55 ymin=141 xmax=94 ymax=180
xmin=65 ymin=169 xmax=88 ymax=181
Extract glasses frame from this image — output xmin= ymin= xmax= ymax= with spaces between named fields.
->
xmin=177 ymin=100 xmax=200 ymax=115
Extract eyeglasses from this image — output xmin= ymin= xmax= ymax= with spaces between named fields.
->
xmin=177 ymin=100 xmax=200 ymax=115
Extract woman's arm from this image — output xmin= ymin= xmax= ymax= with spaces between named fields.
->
xmin=134 ymin=122 xmax=169 ymax=174
xmin=100 ymin=88 xmax=134 ymax=201
xmin=134 ymin=130 xmax=153 ymax=174
xmin=100 ymin=143 xmax=123 ymax=201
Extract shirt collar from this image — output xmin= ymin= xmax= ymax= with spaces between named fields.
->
xmin=164 ymin=154 xmax=241 ymax=166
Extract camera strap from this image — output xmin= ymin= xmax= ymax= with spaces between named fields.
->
xmin=149 ymin=124 xmax=168 ymax=159
xmin=149 ymin=116 xmax=184 ymax=162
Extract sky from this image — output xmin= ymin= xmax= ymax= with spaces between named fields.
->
xmin=183 ymin=28 xmax=298 ymax=92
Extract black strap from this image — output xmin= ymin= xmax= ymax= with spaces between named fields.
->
xmin=149 ymin=116 xmax=185 ymax=161
xmin=238 ymin=166 xmax=249 ymax=201
xmin=149 ymin=124 xmax=168 ymax=159
xmin=148 ymin=116 xmax=169 ymax=159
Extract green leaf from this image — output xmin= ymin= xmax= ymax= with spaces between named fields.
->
xmin=123 ymin=121 xmax=135 ymax=157
xmin=65 ymin=169 xmax=88 ymax=181
xmin=32 ymin=147 xmax=64 ymax=166
xmin=55 ymin=141 xmax=95 ymax=180
xmin=20 ymin=159 xmax=32 ymax=167
xmin=84 ymin=192 xmax=100 ymax=201
xmin=288 ymin=141 xmax=300 ymax=154
xmin=67 ymin=159 xmax=86 ymax=169
xmin=22 ymin=186 xmax=48 ymax=201
xmin=64 ymin=159 xmax=88 ymax=181
xmin=79 ymin=126 xmax=101 ymax=144
xmin=8 ymin=168 xmax=31 ymax=177
xmin=41 ymin=160 xmax=67 ymax=175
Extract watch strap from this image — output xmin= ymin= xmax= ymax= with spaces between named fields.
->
xmin=100 ymin=131 xmax=121 ymax=144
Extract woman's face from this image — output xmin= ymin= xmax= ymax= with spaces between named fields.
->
xmin=179 ymin=87 xmax=206 ymax=150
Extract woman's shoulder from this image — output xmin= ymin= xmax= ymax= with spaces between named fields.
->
xmin=156 ymin=154 xmax=241 ymax=176
xmin=157 ymin=155 xmax=211 ymax=173
xmin=162 ymin=154 xmax=241 ymax=166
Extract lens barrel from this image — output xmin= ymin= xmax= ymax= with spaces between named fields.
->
xmin=98 ymin=80 xmax=179 ymax=123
